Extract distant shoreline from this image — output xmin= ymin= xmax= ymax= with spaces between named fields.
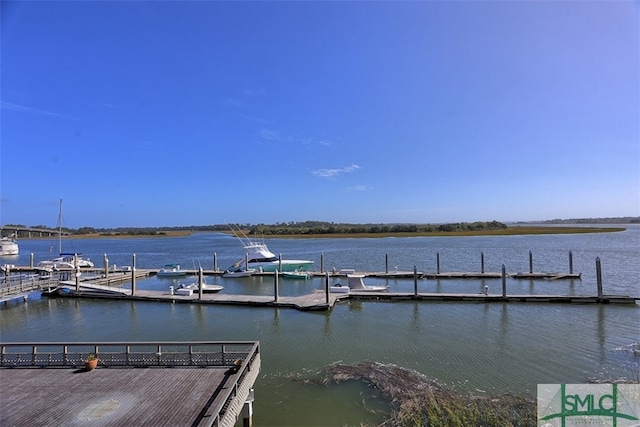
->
xmin=41 ymin=226 xmax=626 ymax=239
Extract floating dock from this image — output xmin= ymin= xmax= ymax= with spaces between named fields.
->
xmin=2 ymin=257 xmax=636 ymax=310
xmin=37 ymin=283 xmax=639 ymax=310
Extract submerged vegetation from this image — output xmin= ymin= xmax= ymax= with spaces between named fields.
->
xmin=306 ymin=361 xmax=537 ymax=427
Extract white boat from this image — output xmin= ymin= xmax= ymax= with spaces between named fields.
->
xmin=39 ymin=253 xmax=94 ymax=269
xmin=222 ymin=267 xmax=256 ymax=278
xmin=180 ymin=282 xmax=224 ymax=294
xmin=345 ymin=274 xmax=390 ymax=292
xmin=228 ymin=225 xmax=314 ymax=272
xmin=38 ymin=199 xmax=94 ymax=269
xmin=221 ymin=257 xmax=255 ymax=277
xmin=157 ymin=264 xmax=187 ymax=277
xmin=178 ymin=267 xmax=224 ymax=294
xmin=329 ymin=283 xmax=350 ymax=293
xmin=0 ymin=236 xmax=19 ymax=256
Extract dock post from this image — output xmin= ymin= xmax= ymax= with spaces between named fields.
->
xmin=198 ymin=267 xmax=204 ymax=300
xmin=30 ymin=253 xmax=34 ymax=268
xmin=103 ymin=254 xmax=109 ymax=281
xmin=413 ymin=265 xmax=418 ymax=296
xmin=569 ymin=251 xmax=573 ymax=274
xmin=529 ymin=251 xmax=533 ymax=274
xmin=320 ymin=252 xmax=324 ymax=274
xmin=385 ymin=254 xmax=389 ymax=274
xmin=273 ymin=271 xmax=279 ymax=302
xmin=481 ymin=252 xmax=485 ymax=274
xmin=245 ymin=253 xmax=249 ymax=271
xmin=436 ymin=252 xmax=440 ymax=275
xmin=325 ymin=272 xmax=330 ymax=304
xmin=131 ymin=254 xmax=136 ymax=296
xmin=278 ymin=254 xmax=282 ymax=273
xmin=214 ymin=253 xmax=218 ymax=272
xmin=74 ymin=254 xmax=80 ymax=291
xmin=596 ymin=257 xmax=603 ymax=298
xmin=501 ymin=264 xmax=507 ymax=298
xmin=242 ymin=389 xmax=255 ymax=427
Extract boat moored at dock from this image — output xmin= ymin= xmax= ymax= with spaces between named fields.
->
xmin=0 ymin=236 xmax=19 ymax=256
xmin=157 ymin=264 xmax=188 ymax=277
xmin=227 ymin=224 xmax=314 ymax=272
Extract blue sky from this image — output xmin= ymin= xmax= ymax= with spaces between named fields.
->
xmin=1 ymin=1 xmax=638 ymax=228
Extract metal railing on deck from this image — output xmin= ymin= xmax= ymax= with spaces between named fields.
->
xmin=0 ymin=341 xmax=260 ymax=369
xmin=0 ymin=277 xmax=59 ymax=297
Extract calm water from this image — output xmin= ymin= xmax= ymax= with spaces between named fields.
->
xmin=2 ymin=226 xmax=639 ymax=426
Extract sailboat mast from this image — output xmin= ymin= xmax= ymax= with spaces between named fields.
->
xmin=58 ymin=198 xmax=63 ymax=255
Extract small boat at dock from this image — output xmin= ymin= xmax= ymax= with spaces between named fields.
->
xmin=334 ymin=274 xmax=389 ymax=292
xmin=39 ymin=253 xmax=94 ymax=269
xmin=0 ymin=236 xmax=19 ymax=256
xmin=38 ymin=199 xmax=93 ymax=269
xmin=179 ymin=282 xmax=224 ymax=294
xmin=282 ymin=270 xmax=311 ymax=280
xmin=157 ymin=264 xmax=187 ymax=277
xmin=222 ymin=267 xmax=255 ymax=278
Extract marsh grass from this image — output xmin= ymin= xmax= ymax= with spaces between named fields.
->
xmin=277 ymin=226 xmax=624 ymax=239
xmin=52 ymin=226 xmax=623 ymax=239
xmin=311 ymin=361 xmax=537 ymax=427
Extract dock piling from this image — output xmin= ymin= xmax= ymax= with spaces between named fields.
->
xmin=529 ymin=251 xmax=533 ymax=274
xmin=242 ymin=389 xmax=255 ymax=427
xmin=481 ymin=252 xmax=485 ymax=274
xmin=320 ymin=252 xmax=324 ymax=274
xmin=413 ymin=265 xmax=418 ymax=296
xmin=596 ymin=257 xmax=603 ymax=298
xmin=501 ymin=264 xmax=507 ymax=298
xmin=214 ymin=253 xmax=218 ymax=272
xmin=273 ymin=271 xmax=279 ymax=302
xmin=385 ymin=254 xmax=389 ymax=274
xmin=74 ymin=254 xmax=79 ymax=291
xmin=436 ymin=252 xmax=440 ymax=275
xmin=569 ymin=251 xmax=574 ymax=274
xmin=131 ymin=254 xmax=136 ymax=296
xmin=104 ymin=254 xmax=109 ymax=281
xmin=199 ymin=267 xmax=204 ymax=300
xmin=30 ymin=253 xmax=34 ymax=269
xmin=325 ymin=272 xmax=330 ymax=304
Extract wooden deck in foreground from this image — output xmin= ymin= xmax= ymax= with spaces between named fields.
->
xmin=0 ymin=342 xmax=260 ymax=427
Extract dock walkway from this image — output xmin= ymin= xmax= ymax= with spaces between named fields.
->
xmin=45 ymin=284 xmax=638 ymax=310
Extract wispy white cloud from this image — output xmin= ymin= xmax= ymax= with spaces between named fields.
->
xmin=0 ymin=101 xmax=80 ymax=120
xmin=259 ymin=127 xmax=283 ymax=141
xmin=258 ymin=127 xmax=336 ymax=147
xmin=345 ymin=185 xmax=371 ymax=191
xmin=312 ymin=164 xmax=361 ymax=178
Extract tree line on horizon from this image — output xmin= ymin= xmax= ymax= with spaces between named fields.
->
xmin=4 ymin=220 xmax=509 ymax=235
xmin=4 ymin=216 xmax=638 ymax=236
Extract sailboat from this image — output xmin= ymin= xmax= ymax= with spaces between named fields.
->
xmin=38 ymin=199 xmax=94 ymax=269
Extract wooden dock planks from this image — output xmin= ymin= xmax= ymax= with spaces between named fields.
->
xmin=1 ymin=367 xmax=231 ymax=426
xmin=0 ymin=342 xmax=261 ymax=427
